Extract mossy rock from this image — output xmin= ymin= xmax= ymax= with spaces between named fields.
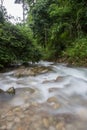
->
xmin=6 ymin=87 xmax=15 ymax=95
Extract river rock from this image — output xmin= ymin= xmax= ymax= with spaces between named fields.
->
xmin=0 ymin=87 xmax=15 ymax=95
xmin=43 ymin=118 xmax=49 ymax=128
xmin=13 ymin=107 xmax=22 ymax=112
xmin=49 ymin=88 xmax=59 ymax=92
xmin=47 ymin=97 xmax=58 ymax=103
xmin=76 ymin=108 xmax=87 ymax=119
xmin=53 ymin=103 xmax=60 ymax=109
xmin=42 ymin=79 xmax=54 ymax=84
xmin=0 ymin=88 xmax=4 ymax=93
xmin=7 ymin=116 xmax=14 ymax=122
xmin=65 ymin=124 xmax=76 ymax=130
xmin=56 ymin=122 xmax=65 ymax=130
xmin=43 ymin=76 xmax=64 ymax=84
xmin=14 ymin=117 xmax=21 ymax=123
xmin=55 ymin=76 xmax=64 ymax=82
xmin=6 ymin=87 xmax=15 ymax=95
xmin=0 ymin=125 xmax=7 ymax=130
xmin=49 ymin=126 xmax=55 ymax=130
xmin=47 ymin=97 xmax=60 ymax=109
xmin=14 ymin=66 xmax=52 ymax=77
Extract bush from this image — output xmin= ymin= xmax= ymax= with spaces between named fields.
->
xmin=0 ymin=23 xmax=42 ymax=68
xmin=42 ymin=42 xmax=56 ymax=60
xmin=63 ymin=37 xmax=87 ymax=64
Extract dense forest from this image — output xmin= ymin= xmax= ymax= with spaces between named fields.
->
xmin=0 ymin=0 xmax=87 ymax=69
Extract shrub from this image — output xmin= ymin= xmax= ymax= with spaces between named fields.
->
xmin=0 ymin=23 xmax=42 ymax=68
xmin=63 ymin=37 xmax=87 ymax=63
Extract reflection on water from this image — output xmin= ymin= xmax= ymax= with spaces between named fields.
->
xmin=0 ymin=61 xmax=87 ymax=129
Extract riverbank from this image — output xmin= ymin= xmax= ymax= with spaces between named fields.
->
xmin=0 ymin=56 xmax=87 ymax=73
xmin=53 ymin=57 xmax=87 ymax=68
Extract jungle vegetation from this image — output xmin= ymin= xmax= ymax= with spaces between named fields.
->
xmin=0 ymin=0 xmax=87 ymax=68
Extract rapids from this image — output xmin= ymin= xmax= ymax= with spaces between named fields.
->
xmin=0 ymin=61 xmax=87 ymax=130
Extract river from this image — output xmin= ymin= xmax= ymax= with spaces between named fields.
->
xmin=0 ymin=61 xmax=87 ymax=130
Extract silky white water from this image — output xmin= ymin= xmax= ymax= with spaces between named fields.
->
xmin=0 ymin=61 xmax=87 ymax=125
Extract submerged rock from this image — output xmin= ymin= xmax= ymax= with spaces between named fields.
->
xmin=43 ymin=76 xmax=65 ymax=84
xmin=49 ymin=87 xmax=59 ymax=92
xmin=55 ymin=76 xmax=65 ymax=82
xmin=47 ymin=97 xmax=60 ymax=109
xmin=47 ymin=97 xmax=58 ymax=103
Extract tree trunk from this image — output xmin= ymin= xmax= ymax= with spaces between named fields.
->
xmin=22 ymin=0 xmax=25 ymax=22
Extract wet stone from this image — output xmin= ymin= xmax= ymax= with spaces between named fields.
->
xmin=43 ymin=76 xmax=64 ymax=84
xmin=55 ymin=113 xmax=77 ymax=124
xmin=14 ymin=66 xmax=52 ymax=77
xmin=0 ymin=89 xmax=4 ymax=93
xmin=22 ymin=103 xmax=30 ymax=111
xmin=16 ymin=127 xmax=23 ymax=130
xmin=0 ymin=125 xmax=7 ymax=130
xmin=56 ymin=122 xmax=65 ymax=130
xmin=52 ymin=103 xmax=60 ymax=109
xmin=7 ymin=122 xmax=14 ymax=129
xmin=49 ymin=126 xmax=55 ymax=130
xmin=20 ymin=114 xmax=25 ymax=119
xmin=49 ymin=88 xmax=59 ymax=93
xmin=7 ymin=116 xmax=14 ymax=122
xmin=47 ymin=97 xmax=58 ymax=103
xmin=31 ymin=102 xmax=37 ymax=106
xmin=43 ymin=118 xmax=49 ymax=128
xmin=55 ymin=76 xmax=64 ymax=82
xmin=13 ymin=107 xmax=22 ymax=112
xmin=6 ymin=87 xmax=15 ymax=95
xmin=65 ymin=124 xmax=76 ymax=130
xmin=76 ymin=108 xmax=87 ymax=120
xmin=14 ymin=117 xmax=21 ymax=123
xmin=6 ymin=110 xmax=13 ymax=116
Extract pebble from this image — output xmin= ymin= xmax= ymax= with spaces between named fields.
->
xmin=56 ymin=122 xmax=65 ymax=130
xmin=31 ymin=102 xmax=38 ymax=107
xmin=13 ymin=107 xmax=22 ymax=112
xmin=0 ymin=101 xmax=85 ymax=130
xmin=7 ymin=116 xmax=14 ymax=122
xmin=47 ymin=97 xmax=58 ymax=103
xmin=43 ymin=118 xmax=49 ymax=128
xmin=0 ymin=125 xmax=7 ymax=130
xmin=7 ymin=122 xmax=13 ymax=129
xmin=52 ymin=103 xmax=60 ymax=109
xmin=22 ymin=103 xmax=30 ymax=111
xmin=49 ymin=126 xmax=56 ymax=130
xmin=14 ymin=117 xmax=21 ymax=123
xmin=65 ymin=124 xmax=75 ymax=130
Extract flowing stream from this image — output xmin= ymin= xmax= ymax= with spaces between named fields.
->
xmin=0 ymin=61 xmax=87 ymax=130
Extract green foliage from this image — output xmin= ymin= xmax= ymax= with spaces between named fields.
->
xmin=42 ymin=42 xmax=56 ymax=60
xmin=63 ymin=37 xmax=87 ymax=64
xmin=0 ymin=0 xmax=86 ymax=68
xmin=27 ymin=0 xmax=52 ymax=45
xmin=27 ymin=0 xmax=87 ymax=64
xmin=0 ymin=22 xmax=42 ymax=68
